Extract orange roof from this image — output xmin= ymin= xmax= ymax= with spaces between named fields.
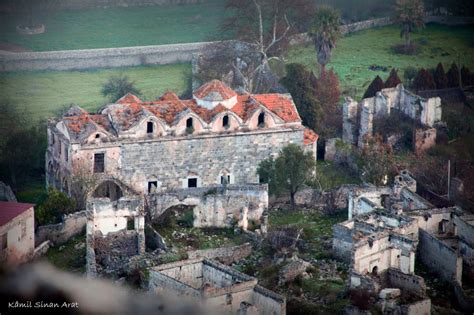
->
xmin=304 ymin=128 xmax=319 ymax=145
xmin=253 ymin=94 xmax=301 ymax=123
xmin=116 ymin=93 xmax=142 ymax=104
xmin=193 ymin=80 xmax=237 ymax=100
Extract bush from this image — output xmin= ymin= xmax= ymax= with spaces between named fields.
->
xmin=363 ymin=75 xmax=384 ymax=98
xmin=384 ymin=68 xmax=402 ymax=88
xmin=433 ymin=62 xmax=448 ymax=89
xmin=461 ymin=66 xmax=473 ymax=86
xmin=446 ymin=62 xmax=460 ymax=88
xmin=412 ymin=68 xmax=436 ymax=91
xmin=101 ymin=75 xmax=141 ymax=102
xmin=403 ymin=66 xmax=418 ymax=86
xmin=349 ymin=289 xmax=374 ymax=310
xmin=36 ymin=188 xmax=76 ymax=226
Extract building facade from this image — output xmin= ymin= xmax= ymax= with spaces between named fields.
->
xmin=46 ymin=80 xmax=318 ymax=196
xmin=0 ymin=201 xmax=35 ymax=266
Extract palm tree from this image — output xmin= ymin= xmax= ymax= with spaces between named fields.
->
xmin=308 ymin=6 xmax=341 ymax=72
xmin=394 ymin=0 xmax=425 ymax=50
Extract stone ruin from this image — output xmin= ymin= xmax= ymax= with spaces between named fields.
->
xmin=342 ymin=84 xmax=442 ymax=153
xmin=332 ymin=170 xmax=474 ymax=313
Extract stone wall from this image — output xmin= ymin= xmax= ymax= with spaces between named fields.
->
xmin=0 ymin=41 xmax=212 ymax=72
xmin=418 ymin=229 xmax=462 ymax=284
xmin=252 ymin=285 xmax=286 ymax=315
xmin=54 ymin=0 xmax=201 ymax=10
xmin=35 ymin=210 xmax=87 ymax=246
xmin=386 ymin=268 xmax=426 ymax=297
xmin=332 ymin=222 xmax=353 ymax=262
xmin=187 ymin=243 xmax=253 ymax=265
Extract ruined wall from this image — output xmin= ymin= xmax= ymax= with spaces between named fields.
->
xmin=149 ymin=268 xmax=201 ymax=299
xmin=187 ymin=243 xmax=252 ymax=264
xmin=418 ymin=229 xmax=462 ymax=284
xmin=401 ymin=299 xmax=431 ymax=315
xmin=0 ymin=208 xmax=35 ymax=265
xmin=252 ymin=285 xmax=286 ymax=315
xmin=454 ymin=215 xmax=474 ymax=248
xmin=386 ymin=268 xmax=426 ymax=297
xmin=159 ymin=260 xmax=203 ymax=289
xmin=332 ymin=222 xmax=353 ymax=262
xmin=35 ymin=211 xmax=86 ymax=246
xmin=193 ymin=185 xmax=268 ymax=228
xmin=411 ymin=210 xmax=452 ymax=234
xmin=114 ymin=129 xmax=302 ymax=193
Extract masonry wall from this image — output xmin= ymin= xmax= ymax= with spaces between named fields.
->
xmin=35 ymin=210 xmax=86 ymax=246
xmin=187 ymin=243 xmax=252 ymax=264
xmin=0 ymin=208 xmax=35 ymax=265
xmin=159 ymin=260 xmax=203 ymax=289
xmin=332 ymin=223 xmax=353 ymax=262
xmin=454 ymin=215 xmax=474 ymax=248
xmin=81 ymin=128 xmax=303 ymax=194
xmin=386 ymin=268 xmax=426 ymax=297
xmin=149 ymin=269 xmax=200 ymax=299
xmin=252 ymin=285 xmax=286 ymax=315
xmin=418 ymin=229 xmax=462 ymax=284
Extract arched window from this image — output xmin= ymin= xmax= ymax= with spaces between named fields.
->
xmin=258 ymin=112 xmax=265 ymax=127
xmin=222 ymin=115 xmax=229 ymax=128
xmin=186 ymin=118 xmax=194 ymax=134
xmin=147 ymin=121 xmax=154 ymax=134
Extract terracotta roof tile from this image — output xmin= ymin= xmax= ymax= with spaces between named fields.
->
xmin=193 ymin=80 xmax=237 ymax=101
xmin=304 ymin=128 xmax=319 ymax=145
xmin=116 ymin=93 xmax=142 ymax=104
xmin=253 ymin=94 xmax=301 ymax=123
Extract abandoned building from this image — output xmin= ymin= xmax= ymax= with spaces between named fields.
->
xmin=342 ymin=84 xmax=442 ymax=152
xmin=0 ymin=201 xmax=35 ymax=266
xmin=333 ymin=170 xmax=474 ymax=313
xmin=149 ymin=258 xmax=286 ymax=314
xmin=46 ymin=79 xmax=318 ymax=196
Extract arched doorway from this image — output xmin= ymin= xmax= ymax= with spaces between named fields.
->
xmin=93 ymin=180 xmax=124 ymax=201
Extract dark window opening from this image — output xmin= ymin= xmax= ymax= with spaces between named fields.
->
xmin=148 ymin=181 xmax=158 ymax=193
xmin=1 ymin=234 xmax=7 ymax=250
xmin=127 ymin=218 xmax=134 ymax=230
xmin=372 ymin=266 xmax=378 ymax=275
xmin=222 ymin=115 xmax=229 ymax=128
xmin=95 ymin=133 xmax=100 ymax=139
xmin=220 ymin=175 xmax=231 ymax=185
xmin=147 ymin=122 xmax=154 ymax=134
xmin=226 ymin=293 xmax=232 ymax=305
xmin=93 ymin=153 xmax=105 ymax=173
xmin=258 ymin=112 xmax=265 ymax=127
xmin=186 ymin=118 xmax=193 ymax=128
xmin=188 ymin=178 xmax=197 ymax=188
xmin=65 ymin=146 xmax=68 ymax=162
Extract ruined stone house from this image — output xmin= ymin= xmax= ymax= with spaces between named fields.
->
xmin=342 ymin=84 xmax=442 ymax=151
xmin=149 ymin=258 xmax=286 ymax=315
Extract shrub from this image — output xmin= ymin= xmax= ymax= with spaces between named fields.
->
xmin=433 ymin=62 xmax=448 ymax=89
xmin=384 ymin=68 xmax=402 ymax=88
xmin=412 ymin=68 xmax=436 ymax=91
xmin=101 ymin=75 xmax=141 ymax=102
xmin=36 ymin=188 xmax=76 ymax=226
xmin=461 ymin=66 xmax=472 ymax=86
xmin=363 ymin=75 xmax=384 ymax=98
xmin=349 ymin=289 xmax=374 ymax=310
xmin=403 ymin=66 xmax=418 ymax=86
xmin=446 ymin=62 xmax=460 ymax=88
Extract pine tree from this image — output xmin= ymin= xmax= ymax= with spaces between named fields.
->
xmin=363 ymin=76 xmax=385 ymax=98
xmin=433 ymin=63 xmax=448 ymax=89
xmin=412 ymin=68 xmax=436 ymax=91
xmin=446 ymin=63 xmax=460 ymax=88
xmin=384 ymin=69 xmax=402 ymax=88
xmin=461 ymin=66 xmax=472 ymax=86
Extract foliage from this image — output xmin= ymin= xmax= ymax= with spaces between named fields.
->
xmin=403 ymin=66 xmax=418 ymax=87
xmin=434 ymin=62 xmax=448 ymax=89
xmin=393 ymin=0 xmax=425 ymax=51
xmin=101 ymin=74 xmax=141 ymax=102
xmin=363 ymin=75 xmax=384 ymax=98
xmin=13 ymin=0 xmax=59 ymax=28
xmin=412 ymin=68 xmax=436 ymax=91
xmin=44 ymin=234 xmax=86 ymax=273
xmin=0 ymin=102 xmax=46 ymax=189
xmin=461 ymin=65 xmax=473 ymax=86
xmin=280 ymin=63 xmax=319 ymax=130
xmin=446 ymin=62 xmax=460 ymax=87
xmin=0 ymin=64 xmax=191 ymax=122
xmin=315 ymin=68 xmax=342 ymax=138
xmin=36 ymin=188 xmax=76 ymax=226
xmin=384 ymin=68 xmax=402 ymax=88
xmin=359 ymin=135 xmax=394 ymax=186
xmin=258 ymin=144 xmax=316 ymax=209
xmin=308 ymin=5 xmax=341 ymax=71
xmin=350 ymin=289 xmax=374 ymax=310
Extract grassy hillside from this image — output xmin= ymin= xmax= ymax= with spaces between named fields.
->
xmin=0 ymin=0 xmax=226 ymax=51
xmin=0 ymin=64 xmax=191 ymax=121
xmin=286 ymin=23 xmax=474 ymax=99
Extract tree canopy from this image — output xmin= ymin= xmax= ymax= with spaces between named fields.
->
xmin=363 ymin=75 xmax=385 ymax=98
xmin=308 ymin=5 xmax=341 ymax=71
xmin=384 ymin=69 xmax=402 ymax=88
xmin=393 ymin=0 xmax=425 ymax=50
xmin=101 ymin=75 xmax=141 ymax=102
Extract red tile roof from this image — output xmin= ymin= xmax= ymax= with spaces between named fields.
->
xmin=193 ymin=80 xmax=237 ymax=100
xmin=304 ymin=128 xmax=319 ymax=145
xmin=116 ymin=93 xmax=142 ymax=104
xmin=253 ymin=94 xmax=301 ymax=123
xmin=0 ymin=201 xmax=34 ymax=226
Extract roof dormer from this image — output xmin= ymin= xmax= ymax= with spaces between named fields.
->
xmin=193 ymin=80 xmax=238 ymax=109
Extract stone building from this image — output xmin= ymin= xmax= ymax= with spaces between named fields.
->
xmin=0 ymin=201 xmax=35 ymax=266
xmin=149 ymin=258 xmax=286 ymax=314
xmin=342 ymin=84 xmax=441 ymax=151
xmin=46 ymin=79 xmax=318 ymax=197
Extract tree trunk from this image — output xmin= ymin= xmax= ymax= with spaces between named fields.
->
xmin=404 ymin=25 xmax=411 ymax=49
xmin=290 ymin=191 xmax=296 ymax=211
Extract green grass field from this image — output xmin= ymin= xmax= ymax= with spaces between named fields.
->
xmin=0 ymin=63 xmax=191 ymax=121
xmin=0 ymin=1 xmax=226 ymax=51
xmin=286 ymin=23 xmax=474 ymax=99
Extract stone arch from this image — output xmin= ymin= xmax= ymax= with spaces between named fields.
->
xmin=89 ymin=177 xmax=137 ymax=201
xmin=372 ymin=266 xmax=378 ymax=275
